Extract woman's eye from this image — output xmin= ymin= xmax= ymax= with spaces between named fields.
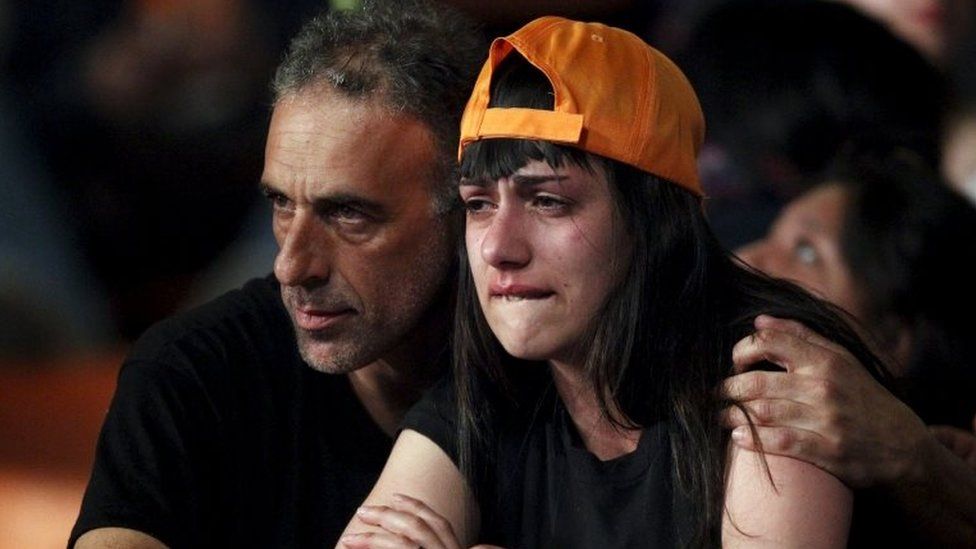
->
xmin=532 ymin=194 xmax=569 ymax=211
xmin=794 ymin=240 xmax=819 ymax=265
xmin=464 ymin=198 xmax=493 ymax=214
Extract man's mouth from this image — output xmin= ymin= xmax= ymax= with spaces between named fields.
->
xmin=294 ymin=308 xmax=354 ymax=330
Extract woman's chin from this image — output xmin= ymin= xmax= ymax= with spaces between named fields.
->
xmin=497 ymin=337 xmax=555 ymax=362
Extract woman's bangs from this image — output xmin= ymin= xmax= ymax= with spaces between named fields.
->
xmin=459 ymin=138 xmax=599 ymax=183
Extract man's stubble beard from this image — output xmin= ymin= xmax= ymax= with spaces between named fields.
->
xmin=293 ymin=324 xmax=375 ymax=374
xmin=285 ymin=230 xmax=455 ymax=375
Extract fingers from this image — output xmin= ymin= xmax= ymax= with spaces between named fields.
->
xmin=753 ymin=315 xmax=849 ymax=357
xmin=340 ymin=531 xmax=421 ymax=549
xmin=388 ymin=494 xmax=462 ymax=549
xmin=730 ymin=424 xmax=829 ymax=467
xmin=720 ymin=370 xmax=838 ymax=407
xmin=344 ymin=495 xmax=460 ymax=549
xmin=731 ymin=318 xmax=858 ymax=378
xmin=719 ymin=398 xmax=820 ymax=430
xmin=731 ymin=326 xmax=813 ymax=374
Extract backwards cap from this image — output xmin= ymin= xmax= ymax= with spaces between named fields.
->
xmin=458 ymin=16 xmax=705 ymax=196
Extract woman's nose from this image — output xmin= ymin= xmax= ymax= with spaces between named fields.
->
xmin=480 ymin=204 xmax=531 ymax=270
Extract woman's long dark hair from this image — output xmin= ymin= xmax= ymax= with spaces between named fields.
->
xmin=453 ymin=55 xmax=890 ymax=546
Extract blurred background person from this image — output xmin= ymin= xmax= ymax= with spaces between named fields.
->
xmin=0 ymin=0 xmax=115 ymax=358
xmin=943 ymin=20 xmax=976 ymax=204
xmin=734 ymin=139 xmax=976 ymax=546
xmin=2 ymin=0 xmax=310 ymax=344
xmin=678 ymin=0 xmax=946 ymax=248
xmin=738 ymin=139 xmax=976 ymax=428
xmin=833 ymin=0 xmax=973 ymax=65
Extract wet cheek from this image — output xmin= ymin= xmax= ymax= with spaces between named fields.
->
xmin=466 ymin=228 xmax=488 ymax=265
xmin=465 ymin=228 xmax=481 ymax=252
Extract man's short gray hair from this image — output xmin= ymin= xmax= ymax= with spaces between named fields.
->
xmin=272 ymin=0 xmax=484 ymax=214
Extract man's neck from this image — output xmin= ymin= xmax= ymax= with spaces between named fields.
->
xmin=347 ymin=350 xmax=445 ymax=436
xmin=347 ymin=276 xmax=453 ymax=436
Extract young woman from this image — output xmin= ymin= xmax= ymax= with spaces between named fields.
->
xmin=340 ymin=17 xmax=888 ymax=548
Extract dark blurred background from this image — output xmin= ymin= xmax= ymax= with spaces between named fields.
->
xmin=0 ymin=0 xmax=972 ymax=545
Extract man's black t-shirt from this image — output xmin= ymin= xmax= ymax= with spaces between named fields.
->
xmin=70 ymin=276 xmax=393 ymax=547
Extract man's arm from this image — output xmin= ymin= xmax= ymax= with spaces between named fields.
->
xmin=721 ymin=314 xmax=976 ymax=547
xmin=70 ymin=356 xmax=218 ymax=548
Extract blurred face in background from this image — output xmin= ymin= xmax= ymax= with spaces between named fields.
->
xmin=836 ymin=0 xmax=953 ymax=62
xmin=736 ymin=183 xmax=865 ymax=320
xmin=944 ymin=114 xmax=976 ymax=204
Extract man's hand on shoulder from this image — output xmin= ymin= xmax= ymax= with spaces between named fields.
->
xmin=719 ymin=314 xmax=930 ymax=489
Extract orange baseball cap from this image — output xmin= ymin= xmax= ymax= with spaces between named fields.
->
xmin=458 ymin=16 xmax=705 ymax=196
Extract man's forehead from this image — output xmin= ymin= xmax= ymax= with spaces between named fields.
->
xmin=272 ymin=91 xmax=381 ymax=139
xmin=275 ymin=83 xmax=400 ymax=124
xmin=264 ymin=88 xmax=439 ymax=201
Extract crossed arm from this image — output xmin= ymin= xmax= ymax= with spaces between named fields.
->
xmin=338 ymin=429 xmax=480 ymax=549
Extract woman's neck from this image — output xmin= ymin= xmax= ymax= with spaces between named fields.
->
xmin=549 ymin=361 xmax=641 ymax=461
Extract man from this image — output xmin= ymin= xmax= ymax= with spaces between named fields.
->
xmin=70 ymin=2 xmax=483 ymax=546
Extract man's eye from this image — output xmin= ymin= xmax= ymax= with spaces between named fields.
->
xmin=332 ymin=205 xmax=369 ymax=223
xmin=794 ymin=240 xmax=819 ymax=265
xmin=265 ymin=191 xmax=294 ymax=212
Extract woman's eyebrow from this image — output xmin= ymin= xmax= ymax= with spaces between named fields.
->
xmin=459 ymin=176 xmax=491 ymax=188
xmin=511 ymin=174 xmax=569 ymax=187
xmin=458 ymin=174 xmax=570 ymax=188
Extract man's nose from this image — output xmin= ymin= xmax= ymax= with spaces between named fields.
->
xmin=479 ymin=204 xmax=531 ymax=270
xmin=274 ymin=212 xmax=332 ymax=287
